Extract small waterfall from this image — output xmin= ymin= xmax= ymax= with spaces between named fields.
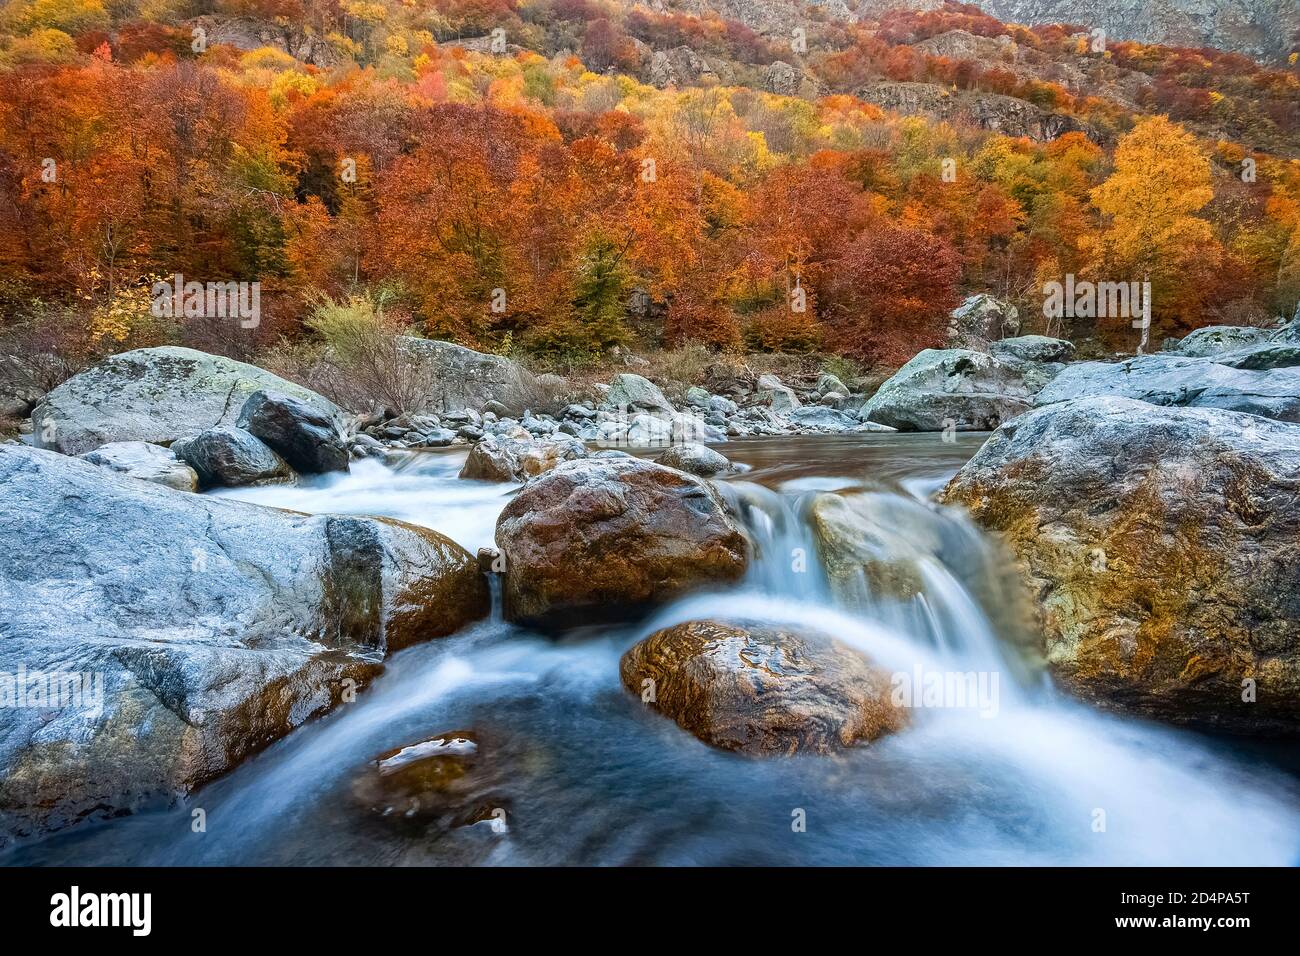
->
xmin=717 ymin=479 xmax=1037 ymax=692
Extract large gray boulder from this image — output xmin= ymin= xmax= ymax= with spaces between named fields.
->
xmin=943 ymin=397 xmax=1300 ymax=734
xmin=31 ymin=347 xmax=340 ymax=456
xmin=859 ymin=348 xmax=1047 ymax=431
xmin=1173 ymin=325 xmax=1272 ymax=357
xmin=171 ymin=426 xmax=294 ymax=488
xmin=991 ymin=335 xmax=1076 ymax=364
xmin=495 ymin=457 xmax=748 ymax=628
xmin=0 ymin=445 xmax=489 ymax=847
xmin=79 ymin=441 xmax=198 ymax=492
xmin=605 ymin=373 xmax=673 ymax=413
xmin=237 ymin=390 xmax=348 ymax=474
xmin=1035 ymin=354 xmax=1300 ymax=422
xmin=399 ymin=338 xmax=541 ymax=416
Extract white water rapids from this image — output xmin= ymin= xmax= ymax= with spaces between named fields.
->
xmin=8 ymin=436 xmax=1299 ymax=865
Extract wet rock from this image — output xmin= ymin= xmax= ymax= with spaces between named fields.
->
xmin=991 ymin=335 xmax=1076 ymax=364
xmin=171 ymin=426 xmax=293 ymax=488
xmin=656 ymin=442 xmax=733 ymax=477
xmin=79 ymin=441 xmax=199 ymax=492
xmin=495 ymin=457 xmax=748 ymax=627
xmin=943 ymin=397 xmax=1300 ymax=734
xmin=238 ymin=390 xmax=349 ymax=474
xmin=620 ymin=620 xmax=907 ymax=756
xmin=859 ymin=348 xmax=1042 ymax=431
xmin=0 ymin=445 xmax=489 ymax=847
xmin=31 ymin=346 xmax=340 ymax=456
xmin=459 ymin=434 xmax=588 ymax=483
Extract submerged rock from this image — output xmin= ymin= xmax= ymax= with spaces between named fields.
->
xmin=0 ymin=445 xmax=488 ymax=847
xmin=859 ymin=348 xmax=1044 ymax=431
xmin=79 ymin=441 xmax=198 ymax=492
xmin=31 ymin=346 xmax=340 ymax=456
xmin=495 ymin=458 xmax=748 ymax=627
xmin=620 ymin=620 xmax=907 ymax=755
xmin=172 ymin=426 xmax=294 ymax=488
xmin=943 ymin=397 xmax=1300 ymax=734
xmin=459 ymin=434 xmax=587 ymax=482
xmin=351 ymin=731 xmax=508 ymax=829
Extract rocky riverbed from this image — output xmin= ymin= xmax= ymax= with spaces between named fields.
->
xmin=3 ymin=302 xmax=1300 ymax=862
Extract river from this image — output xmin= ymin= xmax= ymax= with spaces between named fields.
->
xmin=6 ymin=434 xmax=1299 ymax=865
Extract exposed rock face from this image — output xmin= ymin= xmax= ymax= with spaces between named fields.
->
xmin=458 ymin=434 xmax=588 ymax=482
xmin=188 ymin=15 xmax=341 ymax=67
xmin=79 ymin=441 xmax=198 ymax=492
xmin=398 ymin=338 xmax=541 ymax=416
xmin=647 ymin=46 xmax=730 ymax=87
xmin=943 ymin=397 xmax=1300 ymax=734
xmin=857 ymin=82 xmax=1091 ymax=142
xmin=238 ymin=390 xmax=349 ymax=474
xmin=31 ymin=347 xmax=340 ymax=457
xmin=171 ymin=426 xmax=294 ymax=488
xmin=495 ymin=458 xmax=748 ymax=627
xmin=1035 ymin=354 xmax=1300 ymax=422
xmin=620 ymin=620 xmax=907 ymax=756
xmin=991 ymin=335 xmax=1076 ymax=364
xmin=0 ymin=445 xmax=489 ymax=847
xmin=655 ymin=441 xmax=733 ymax=477
xmin=859 ymin=348 xmax=1047 ymax=431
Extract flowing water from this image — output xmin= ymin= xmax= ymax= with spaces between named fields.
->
xmin=7 ymin=435 xmax=1300 ymax=866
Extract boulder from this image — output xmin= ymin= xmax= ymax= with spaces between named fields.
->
xmin=79 ymin=441 xmax=199 ymax=492
xmin=31 ymin=346 xmax=339 ymax=457
xmin=620 ymin=620 xmax=907 ymax=755
xmin=656 ymin=442 xmax=733 ymax=477
xmin=495 ymin=458 xmax=748 ymax=627
xmin=946 ymin=294 xmax=1020 ymax=349
xmin=237 ymin=390 xmax=349 ymax=474
xmin=991 ymin=335 xmax=1076 ymax=364
xmin=943 ymin=397 xmax=1300 ymax=734
xmin=859 ymin=349 xmax=1043 ymax=431
xmin=1035 ymin=355 xmax=1300 ymax=422
xmin=816 ymin=371 xmax=849 ymax=396
xmin=755 ymin=373 xmax=800 ymax=413
xmin=605 ymin=373 xmax=673 ymax=413
xmin=1174 ymin=325 xmax=1272 ymax=357
xmin=458 ymin=434 xmax=588 ymax=483
xmin=398 ymin=337 xmax=541 ymax=416
xmin=171 ymin=426 xmax=294 ymax=488
xmin=0 ymin=445 xmax=489 ymax=847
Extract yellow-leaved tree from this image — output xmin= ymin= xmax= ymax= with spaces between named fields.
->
xmin=1084 ymin=116 xmax=1222 ymax=339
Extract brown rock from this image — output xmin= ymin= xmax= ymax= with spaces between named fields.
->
xmin=621 ymin=620 xmax=907 ymax=756
xmin=495 ymin=458 xmax=748 ymax=627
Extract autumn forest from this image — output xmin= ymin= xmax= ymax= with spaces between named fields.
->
xmin=1 ymin=0 xmax=1298 ymax=376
